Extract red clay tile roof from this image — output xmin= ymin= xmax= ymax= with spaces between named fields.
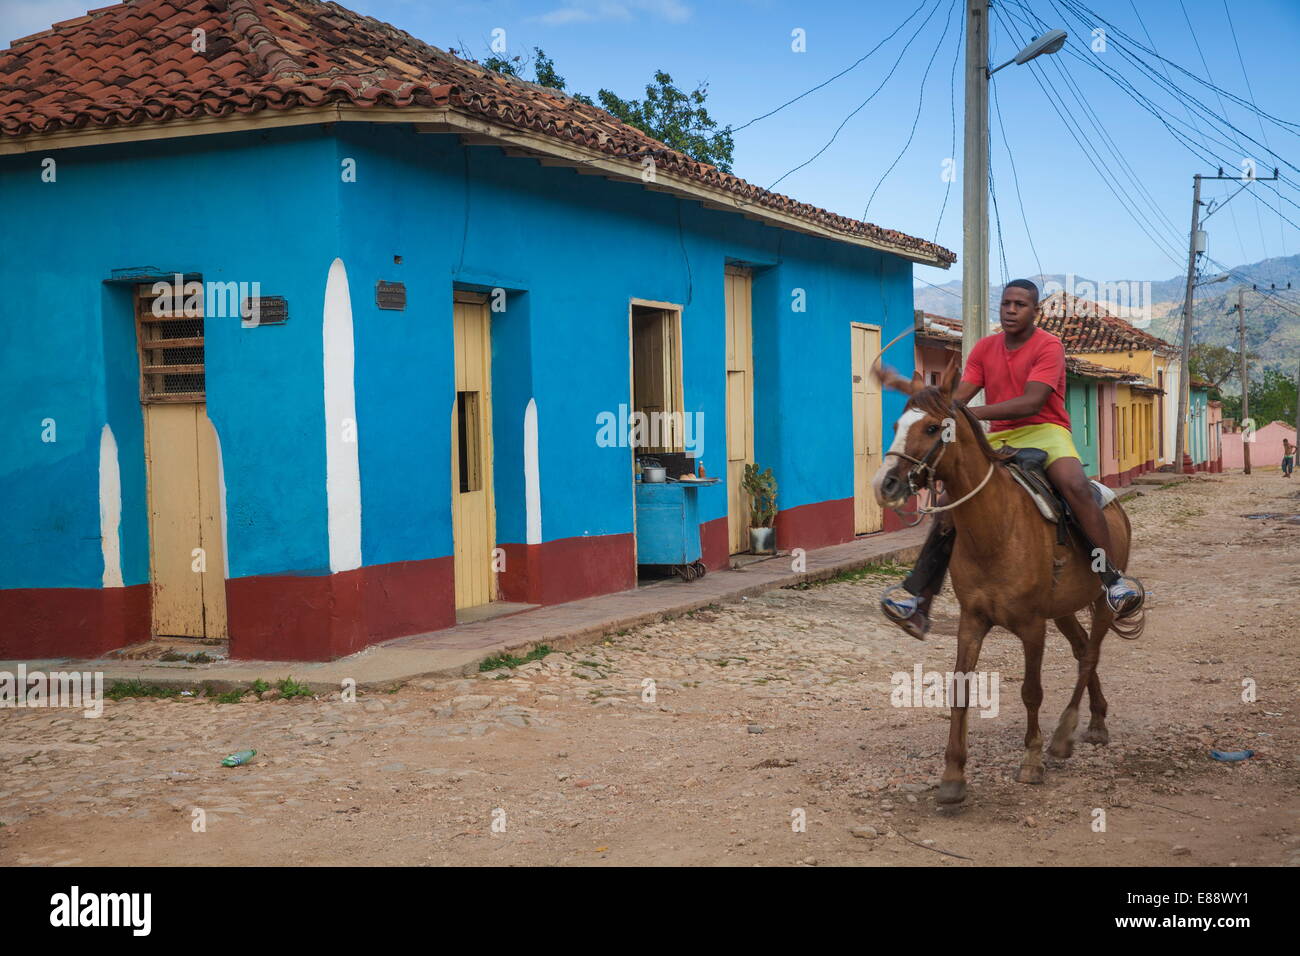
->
xmin=914 ymin=310 xmax=963 ymax=346
xmin=1066 ymin=356 xmax=1131 ymax=381
xmin=1036 ymin=291 xmax=1176 ymax=355
xmin=0 ymin=0 xmax=955 ymax=265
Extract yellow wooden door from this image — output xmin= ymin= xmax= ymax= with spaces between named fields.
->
xmin=725 ymin=268 xmax=754 ymax=553
xmin=852 ymin=324 xmax=883 ymax=534
xmin=452 ymin=298 xmax=496 ymax=609
xmin=145 ymin=403 xmax=228 ymax=638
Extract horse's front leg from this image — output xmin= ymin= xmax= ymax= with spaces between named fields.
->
xmin=1015 ymin=621 xmax=1047 ymax=784
xmin=937 ymin=611 xmax=992 ymax=805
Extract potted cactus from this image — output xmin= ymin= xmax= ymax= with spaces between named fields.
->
xmin=742 ymin=463 xmax=778 ymax=554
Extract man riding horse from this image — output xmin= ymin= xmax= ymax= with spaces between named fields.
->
xmin=877 ymin=278 xmax=1145 ymax=639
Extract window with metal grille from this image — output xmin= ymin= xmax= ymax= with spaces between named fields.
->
xmin=135 ymin=283 xmax=206 ymax=402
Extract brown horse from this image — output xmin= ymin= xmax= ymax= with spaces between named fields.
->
xmin=872 ymin=362 xmax=1143 ymax=805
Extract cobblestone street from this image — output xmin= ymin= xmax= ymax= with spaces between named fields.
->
xmin=2 ymin=473 xmax=1296 ymax=866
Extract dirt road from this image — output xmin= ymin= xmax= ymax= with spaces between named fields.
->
xmin=2 ymin=472 xmax=1296 ymax=866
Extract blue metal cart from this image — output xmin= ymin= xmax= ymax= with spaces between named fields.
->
xmin=634 ymin=479 xmax=718 ymax=581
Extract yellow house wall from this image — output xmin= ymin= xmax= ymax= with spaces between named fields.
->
xmin=1074 ymin=349 xmax=1166 ymax=471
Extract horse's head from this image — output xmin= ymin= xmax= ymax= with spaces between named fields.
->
xmin=871 ymin=358 xmax=962 ymax=509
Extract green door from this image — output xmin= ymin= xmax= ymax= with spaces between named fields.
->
xmin=1066 ymin=380 xmax=1098 ymax=478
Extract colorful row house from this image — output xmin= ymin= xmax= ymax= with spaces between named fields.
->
xmin=0 ymin=0 xmax=954 ymax=661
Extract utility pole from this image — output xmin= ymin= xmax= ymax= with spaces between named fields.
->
xmin=959 ymin=7 xmax=1065 ymax=363
xmin=961 ymin=0 xmax=990 ymax=364
xmin=1174 ymin=175 xmax=1202 ymax=475
xmin=1236 ymin=286 xmax=1250 ymax=474
xmin=1174 ymin=166 xmax=1278 ymax=473
xmin=1294 ymin=357 xmax=1300 ymax=458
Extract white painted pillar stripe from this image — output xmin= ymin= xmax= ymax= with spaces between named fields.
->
xmin=323 ymin=257 xmax=362 ymax=572
xmin=524 ymin=398 xmax=541 ymax=545
xmin=99 ymin=424 xmax=123 ymax=588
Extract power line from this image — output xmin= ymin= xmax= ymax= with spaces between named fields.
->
xmin=1176 ymin=0 xmax=1252 ymax=272
xmin=1011 ymin=0 xmax=1300 ymax=248
xmin=727 ymin=0 xmax=934 ymax=134
xmin=991 ymin=4 xmax=1189 ymax=271
xmin=990 ymin=76 xmax=1042 ymax=278
xmin=1055 ymin=0 xmax=1300 ymax=177
xmin=1058 ymin=0 xmax=1300 ymax=138
xmin=763 ymin=0 xmax=947 ymax=193
xmin=863 ymin=0 xmax=961 ymax=218
xmin=1001 ymin=1 xmax=1192 ymax=253
xmin=933 ymin=2 xmax=963 ymax=242
xmin=915 ymin=274 xmax=967 ymax=300
xmin=1219 ymin=0 xmax=1282 ymax=271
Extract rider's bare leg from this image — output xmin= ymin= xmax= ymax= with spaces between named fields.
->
xmin=1045 ymin=457 xmax=1143 ymax=614
xmin=1045 ymin=457 xmax=1114 ymax=569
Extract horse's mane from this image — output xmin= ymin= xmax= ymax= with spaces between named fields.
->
xmin=906 ymin=387 xmax=1015 ymax=465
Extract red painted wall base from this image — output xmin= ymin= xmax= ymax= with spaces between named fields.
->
xmin=774 ymin=497 xmax=855 ymax=552
xmin=496 ymin=533 xmax=635 ymax=607
xmin=0 ymin=584 xmax=150 ymax=659
xmin=699 ymin=516 xmax=729 ymax=571
xmin=227 ymin=556 xmax=455 ymax=661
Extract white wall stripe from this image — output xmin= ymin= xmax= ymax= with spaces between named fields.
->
xmin=524 ymin=398 xmax=541 ymax=545
xmin=98 ymin=424 xmax=123 ymax=588
xmin=323 ymin=257 xmax=362 ymax=572
xmin=211 ymin=418 xmax=230 ymax=579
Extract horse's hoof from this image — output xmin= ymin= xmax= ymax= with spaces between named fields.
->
xmin=1047 ymin=736 xmax=1074 ymax=759
xmin=1083 ymin=726 xmax=1110 ymax=745
xmin=936 ymin=780 xmax=967 ymax=804
xmin=1016 ymin=764 xmax=1045 ymax=785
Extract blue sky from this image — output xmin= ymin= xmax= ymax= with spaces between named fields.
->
xmin=5 ymin=0 xmax=1298 ymax=288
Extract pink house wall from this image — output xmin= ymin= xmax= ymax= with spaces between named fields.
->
xmin=1207 ymin=403 xmax=1223 ymax=471
xmin=1096 ymin=382 xmax=1120 ymax=485
xmin=1222 ymin=421 xmax=1297 ymax=470
xmin=915 ymin=342 xmax=958 ymax=387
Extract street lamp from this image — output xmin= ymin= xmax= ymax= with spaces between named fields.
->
xmin=962 ymin=7 xmax=1067 ymax=362
xmin=990 ymin=29 xmax=1069 ymax=75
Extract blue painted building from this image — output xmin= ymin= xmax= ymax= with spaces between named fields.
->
xmin=0 ymin=0 xmax=952 ymax=660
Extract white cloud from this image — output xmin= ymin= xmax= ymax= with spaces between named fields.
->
xmin=530 ymin=0 xmax=691 ymax=27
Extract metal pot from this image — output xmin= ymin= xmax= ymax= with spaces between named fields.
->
xmin=642 ymin=466 xmax=667 ymax=483
xmin=749 ymin=526 xmax=776 ymax=554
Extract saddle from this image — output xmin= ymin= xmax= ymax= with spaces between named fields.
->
xmin=1004 ymin=448 xmax=1118 ymax=546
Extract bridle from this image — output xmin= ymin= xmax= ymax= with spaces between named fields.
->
xmin=886 ymin=405 xmax=997 ymax=515
xmin=891 ymin=432 xmax=949 ymax=498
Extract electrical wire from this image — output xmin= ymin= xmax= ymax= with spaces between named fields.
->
xmin=990 ymin=71 xmax=1043 ymax=278
xmin=726 ymin=0 xmax=935 ymax=135
xmin=763 ymin=0 xmax=948 ymax=193
xmin=991 ymin=4 xmax=1188 ymax=271
xmin=863 ymin=0 xmax=960 ymax=218
xmin=933 ymin=1 xmax=963 ymax=242
xmin=1219 ymin=0 xmax=1283 ymax=271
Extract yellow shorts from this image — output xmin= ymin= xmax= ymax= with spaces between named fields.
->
xmin=986 ymin=422 xmax=1080 ymax=467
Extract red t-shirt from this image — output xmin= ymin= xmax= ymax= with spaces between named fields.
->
xmin=962 ymin=327 xmax=1072 ymax=433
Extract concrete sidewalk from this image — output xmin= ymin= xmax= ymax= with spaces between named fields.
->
xmin=3 ymin=524 xmax=928 ymax=693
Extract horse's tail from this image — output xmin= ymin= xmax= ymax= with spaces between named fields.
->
xmin=1109 ymin=604 xmax=1146 ymax=641
xmin=1104 ymin=498 xmax=1144 ymax=640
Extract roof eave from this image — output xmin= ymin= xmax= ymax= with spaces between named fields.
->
xmin=0 ymin=103 xmax=953 ymax=267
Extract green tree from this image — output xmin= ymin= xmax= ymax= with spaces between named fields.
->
xmin=595 ymin=72 xmax=734 ymax=172
xmin=1219 ymin=367 xmax=1298 ymax=427
xmin=1189 ymin=343 xmax=1254 ymax=391
xmin=470 ymin=46 xmax=732 ymax=171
